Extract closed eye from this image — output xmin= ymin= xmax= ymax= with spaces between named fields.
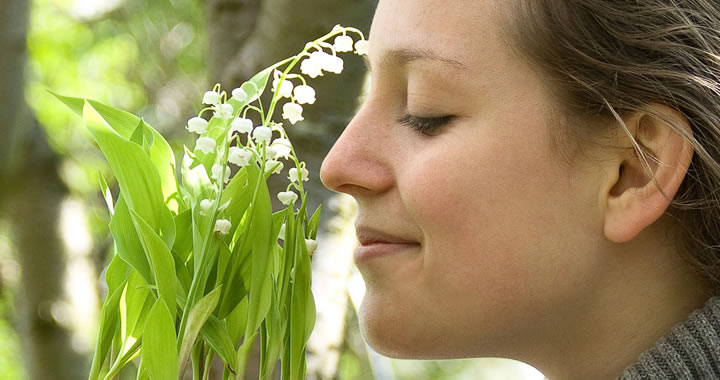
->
xmin=397 ymin=114 xmax=455 ymax=135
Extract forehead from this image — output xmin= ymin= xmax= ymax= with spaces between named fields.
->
xmin=369 ymin=0 xmax=507 ymax=72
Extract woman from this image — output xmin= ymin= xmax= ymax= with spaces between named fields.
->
xmin=320 ymin=0 xmax=720 ymax=379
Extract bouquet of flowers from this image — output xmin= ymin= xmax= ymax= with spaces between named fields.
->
xmin=54 ymin=24 xmax=367 ymax=380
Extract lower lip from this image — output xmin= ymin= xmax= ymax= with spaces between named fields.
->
xmin=354 ymin=242 xmax=420 ymax=264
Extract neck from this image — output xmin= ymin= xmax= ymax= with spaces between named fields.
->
xmin=527 ymin=226 xmax=712 ymax=380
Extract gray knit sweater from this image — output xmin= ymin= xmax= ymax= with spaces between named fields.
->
xmin=617 ymin=296 xmax=720 ymax=379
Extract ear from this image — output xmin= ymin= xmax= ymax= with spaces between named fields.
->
xmin=603 ymin=104 xmax=693 ymax=243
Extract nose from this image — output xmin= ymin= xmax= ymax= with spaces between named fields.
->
xmin=320 ymin=104 xmax=394 ymax=196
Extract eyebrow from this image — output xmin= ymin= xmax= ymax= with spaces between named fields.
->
xmin=363 ymin=47 xmax=468 ymax=73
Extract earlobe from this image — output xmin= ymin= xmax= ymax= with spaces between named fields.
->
xmin=603 ymin=105 xmax=694 ymax=243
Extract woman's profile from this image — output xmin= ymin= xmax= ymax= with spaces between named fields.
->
xmin=320 ymin=0 xmax=720 ymax=379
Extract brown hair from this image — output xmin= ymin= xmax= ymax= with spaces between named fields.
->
xmin=502 ymin=0 xmax=720 ymax=292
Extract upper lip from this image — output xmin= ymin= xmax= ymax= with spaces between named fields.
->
xmin=355 ymin=226 xmax=419 ymax=246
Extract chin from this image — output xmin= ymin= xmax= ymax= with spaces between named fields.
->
xmin=357 ymin=293 xmax=450 ymax=359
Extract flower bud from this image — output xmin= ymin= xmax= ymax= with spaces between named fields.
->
xmin=305 ymin=239 xmax=318 ymax=255
xmin=282 ymin=102 xmax=304 ymax=125
xmin=187 ymin=117 xmax=208 ymax=134
xmin=202 ymin=90 xmax=221 ymax=105
xmin=195 ymin=137 xmax=216 ymax=154
xmin=278 ymin=191 xmax=298 ymax=206
xmin=293 ymin=85 xmax=316 ymax=105
xmin=214 ymin=219 xmax=232 ymax=235
xmin=199 ymin=199 xmax=213 ymax=215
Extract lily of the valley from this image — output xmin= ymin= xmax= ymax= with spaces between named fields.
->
xmin=293 ymin=85 xmax=316 ymax=105
xmin=187 ymin=117 xmax=208 ymax=134
xmin=199 ymin=199 xmax=213 ymax=215
xmin=278 ymin=191 xmax=298 ymax=206
xmin=231 ymin=87 xmax=248 ymax=102
xmin=270 ymin=138 xmax=292 ymax=159
xmin=195 ymin=137 xmax=216 ymax=154
xmin=272 ymin=73 xmax=293 ymax=99
xmin=305 ymin=239 xmax=318 ymax=255
xmin=202 ymin=90 xmax=221 ymax=105
xmin=289 ymin=166 xmax=309 ymax=183
xmin=230 ymin=117 xmax=253 ymax=135
xmin=253 ymin=126 xmax=272 ymax=145
xmin=212 ymin=163 xmax=230 ymax=184
xmin=355 ymin=40 xmax=369 ymax=55
xmin=282 ymin=102 xmax=304 ymax=125
xmin=333 ymin=35 xmax=354 ymax=52
xmin=214 ymin=103 xmax=234 ymax=119
xmin=214 ymin=219 xmax=232 ymax=235
xmin=228 ymin=147 xmax=252 ymax=167
xmin=266 ymin=159 xmax=283 ymax=174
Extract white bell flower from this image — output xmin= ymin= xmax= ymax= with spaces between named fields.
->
xmin=323 ymin=55 xmax=344 ymax=74
xmin=211 ymin=163 xmax=231 ymax=184
xmin=305 ymin=239 xmax=318 ymax=255
xmin=230 ymin=117 xmax=253 ymax=134
xmin=195 ymin=137 xmax=216 ymax=154
xmin=270 ymin=138 xmax=292 ymax=159
xmin=288 ymin=167 xmax=309 ymax=183
xmin=214 ymin=103 xmax=234 ymax=119
xmin=354 ymin=40 xmax=369 ymax=55
xmin=333 ymin=35 xmax=354 ymax=52
xmin=253 ymin=126 xmax=272 ymax=145
xmin=282 ymin=102 xmax=304 ymax=125
xmin=231 ymin=87 xmax=248 ymax=102
xmin=266 ymin=159 xmax=283 ymax=174
xmin=300 ymin=54 xmax=323 ymax=78
xmin=272 ymin=74 xmax=293 ymax=99
xmin=214 ymin=219 xmax=232 ymax=235
xmin=187 ymin=117 xmax=208 ymax=134
xmin=199 ymin=199 xmax=213 ymax=215
xmin=228 ymin=147 xmax=252 ymax=167
xmin=277 ymin=191 xmax=298 ymax=206
xmin=202 ymin=90 xmax=221 ymax=105
xmin=293 ymin=85 xmax=316 ymax=105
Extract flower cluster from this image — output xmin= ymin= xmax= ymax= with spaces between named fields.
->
xmin=182 ymin=25 xmax=367 ymax=236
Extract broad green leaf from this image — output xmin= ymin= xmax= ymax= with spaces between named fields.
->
xmin=54 ymin=93 xmax=179 ymax=213
xmin=110 ymin=195 xmax=153 ymax=285
xmin=244 ymin=162 xmax=274 ymax=339
xmin=130 ymin=209 xmax=177 ymax=313
xmin=306 ymin=205 xmax=322 ymax=239
xmin=201 ymin=315 xmax=237 ymax=370
xmin=289 ymin=220 xmax=316 ymax=379
xmin=83 ymin=101 xmax=175 ymax=248
xmin=120 ymin=270 xmax=153 ymax=344
xmin=178 ymin=286 xmax=222 ymax=375
xmin=142 ymin=299 xmax=179 ymax=380
xmin=226 ymin=297 xmax=248 ymax=346
xmin=104 ymin=253 xmax=130 ymax=295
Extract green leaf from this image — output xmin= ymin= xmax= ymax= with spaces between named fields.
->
xmin=200 ymin=315 xmax=238 ymax=370
xmin=88 ymin=284 xmax=124 ymax=380
xmin=289 ymin=219 xmax=316 ymax=379
xmin=110 ymin=195 xmax=153 ymax=285
xmin=306 ymin=205 xmax=322 ymax=239
xmin=98 ymin=172 xmax=115 ymax=216
xmin=178 ymin=286 xmax=222 ymax=375
xmin=225 ymin=297 xmax=248 ymax=346
xmin=130 ymin=209 xmax=177 ymax=313
xmin=244 ymin=163 xmax=275 ymax=339
xmin=141 ymin=299 xmax=179 ymax=380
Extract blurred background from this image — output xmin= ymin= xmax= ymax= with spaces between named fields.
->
xmin=0 ymin=0 xmax=545 ymax=378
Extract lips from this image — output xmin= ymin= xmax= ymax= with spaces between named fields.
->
xmin=354 ymin=226 xmax=420 ymax=263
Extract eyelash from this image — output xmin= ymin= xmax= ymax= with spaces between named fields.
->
xmin=397 ymin=114 xmax=455 ymax=135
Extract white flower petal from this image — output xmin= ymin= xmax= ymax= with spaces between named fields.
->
xmin=270 ymin=138 xmax=292 ymax=159
xmin=199 ymin=199 xmax=213 ymax=215
xmin=282 ymin=102 xmax=304 ymax=125
xmin=272 ymin=75 xmax=294 ymax=99
xmin=266 ymin=159 xmax=283 ymax=175
xmin=230 ymin=117 xmax=253 ymax=134
xmin=231 ymin=87 xmax=248 ymax=102
xmin=333 ymin=35 xmax=354 ymax=52
xmin=212 ymin=163 xmax=230 ymax=184
xmin=195 ymin=137 xmax=216 ymax=154
xmin=288 ymin=167 xmax=309 ymax=183
xmin=214 ymin=103 xmax=234 ymax=119
xmin=202 ymin=90 xmax=221 ymax=105
xmin=187 ymin=117 xmax=208 ymax=134
xmin=293 ymin=85 xmax=316 ymax=105
xmin=214 ymin=219 xmax=232 ymax=235
xmin=253 ymin=126 xmax=272 ymax=145
xmin=300 ymin=55 xmax=323 ymax=78
xmin=228 ymin=146 xmax=252 ymax=167
xmin=354 ymin=40 xmax=369 ymax=55
xmin=277 ymin=191 xmax=298 ymax=206
xmin=305 ymin=239 xmax=318 ymax=255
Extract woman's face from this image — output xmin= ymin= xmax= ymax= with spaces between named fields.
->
xmin=321 ymin=0 xmax=611 ymax=359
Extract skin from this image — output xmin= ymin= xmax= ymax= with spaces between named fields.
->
xmin=320 ymin=0 xmax=712 ymax=378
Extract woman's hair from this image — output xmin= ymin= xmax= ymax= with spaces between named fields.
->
xmin=501 ymin=0 xmax=720 ymax=293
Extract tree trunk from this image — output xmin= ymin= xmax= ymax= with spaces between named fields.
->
xmin=0 ymin=0 xmax=88 ymax=378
